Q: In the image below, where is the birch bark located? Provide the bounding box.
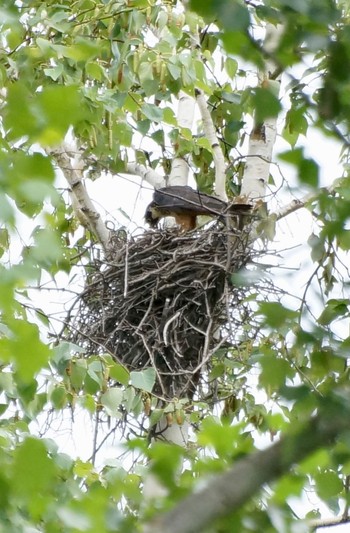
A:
[48,141,111,251]
[142,90,196,502]
[240,24,283,202]
[196,89,228,200]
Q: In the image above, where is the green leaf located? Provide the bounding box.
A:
[0,228,9,254]
[130,368,156,393]
[299,158,319,187]
[12,437,56,498]
[17,378,38,405]
[108,363,130,386]
[63,38,100,62]
[114,121,133,146]
[315,471,343,500]
[337,229,350,250]
[190,0,249,31]
[100,388,123,417]
[163,107,177,125]
[272,474,306,504]
[4,82,38,140]
[252,87,282,122]
[44,64,64,81]
[50,386,68,410]
[149,408,164,427]
[35,85,87,145]
[167,59,181,80]
[141,103,163,122]
[298,449,330,475]
[73,458,95,478]
[4,83,87,145]
[84,374,101,395]
[257,302,298,328]
[225,57,238,79]
[199,418,253,458]
[30,227,64,268]
[52,341,83,371]
[85,62,104,81]
[279,147,303,166]
[279,148,319,188]
[79,394,96,414]
[283,106,308,146]
[149,442,184,488]
[0,194,15,225]
[259,356,292,391]
[11,152,55,185]
[196,137,212,151]
[0,320,50,380]
[138,62,153,84]
[0,371,16,397]
[14,181,56,217]
[70,359,87,390]
[318,299,349,325]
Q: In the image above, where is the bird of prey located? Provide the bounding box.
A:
[145,185,252,232]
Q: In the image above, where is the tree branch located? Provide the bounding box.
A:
[273,194,315,221]
[309,515,350,530]
[143,398,350,533]
[49,141,111,251]
[273,184,337,221]
[196,89,227,200]
[126,162,166,189]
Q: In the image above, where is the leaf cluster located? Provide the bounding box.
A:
[1,0,350,531]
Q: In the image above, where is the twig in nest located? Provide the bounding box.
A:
[163,311,181,347]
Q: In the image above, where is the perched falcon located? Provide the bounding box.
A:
[145,185,251,231]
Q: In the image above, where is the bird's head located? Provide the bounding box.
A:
[144,202,160,228]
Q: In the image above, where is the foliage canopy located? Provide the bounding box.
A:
[1,0,350,531]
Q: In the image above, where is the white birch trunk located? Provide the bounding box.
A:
[142,419,189,504]
[168,90,195,186]
[196,90,227,200]
[143,91,195,501]
[240,24,283,201]
[144,22,284,506]
[48,141,111,251]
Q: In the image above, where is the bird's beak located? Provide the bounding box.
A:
[144,203,159,228]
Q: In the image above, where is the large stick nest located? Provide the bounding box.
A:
[67,223,254,399]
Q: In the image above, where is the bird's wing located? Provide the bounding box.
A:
[153,186,226,216]
[228,203,252,213]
